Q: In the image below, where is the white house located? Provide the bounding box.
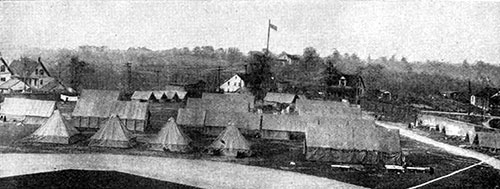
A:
[277,53,300,65]
[219,74,249,93]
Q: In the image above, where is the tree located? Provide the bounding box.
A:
[323,50,342,86]
[301,47,321,72]
[68,56,91,91]
[247,51,275,98]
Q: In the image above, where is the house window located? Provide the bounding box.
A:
[0,77,5,81]
[239,81,242,87]
[234,82,237,86]
[40,79,43,85]
[340,76,347,86]
[35,69,38,75]
[0,65,5,72]
[39,69,44,76]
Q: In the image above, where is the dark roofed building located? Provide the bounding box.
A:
[326,74,365,103]
[471,87,500,111]
[8,57,55,91]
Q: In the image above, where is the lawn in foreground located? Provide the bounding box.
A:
[3,129,500,189]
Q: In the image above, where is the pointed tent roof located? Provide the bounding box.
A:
[28,110,79,144]
[89,115,132,148]
[209,125,250,152]
[150,117,192,151]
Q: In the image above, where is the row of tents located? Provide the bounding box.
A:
[178,94,402,165]
[417,114,500,149]
[23,110,250,156]
[131,88,187,102]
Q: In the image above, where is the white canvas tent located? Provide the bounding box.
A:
[89,115,133,148]
[208,124,251,157]
[0,97,56,124]
[150,117,192,152]
[25,110,79,144]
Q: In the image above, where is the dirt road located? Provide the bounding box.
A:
[0,153,364,189]
[376,121,500,169]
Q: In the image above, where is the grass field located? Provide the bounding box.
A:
[2,127,500,188]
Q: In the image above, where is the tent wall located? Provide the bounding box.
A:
[305,147,402,165]
[81,117,90,128]
[176,108,206,127]
[477,132,500,149]
[205,126,225,136]
[136,120,145,132]
[262,130,290,140]
[24,116,48,125]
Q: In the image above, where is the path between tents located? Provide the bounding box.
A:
[376,121,500,170]
[0,153,365,189]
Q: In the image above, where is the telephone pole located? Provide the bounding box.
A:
[125,62,132,92]
[155,70,160,88]
[217,66,221,92]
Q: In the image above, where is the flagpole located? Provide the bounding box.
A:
[266,19,271,54]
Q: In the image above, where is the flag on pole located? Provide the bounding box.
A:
[269,23,277,31]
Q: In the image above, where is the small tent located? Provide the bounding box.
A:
[26,110,79,144]
[89,115,133,148]
[208,124,251,157]
[150,117,192,152]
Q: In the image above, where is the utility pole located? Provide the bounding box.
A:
[217,66,221,92]
[468,80,472,115]
[125,62,132,92]
[155,70,160,88]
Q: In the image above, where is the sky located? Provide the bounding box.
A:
[1,0,500,63]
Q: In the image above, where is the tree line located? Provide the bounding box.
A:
[14,45,498,103]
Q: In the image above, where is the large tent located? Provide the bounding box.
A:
[305,117,402,165]
[72,89,121,128]
[89,115,133,148]
[72,90,149,132]
[208,124,251,157]
[150,117,191,152]
[110,101,150,132]
[0,97,56,124]
[261,114,307,140]
[25,110,79,144]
